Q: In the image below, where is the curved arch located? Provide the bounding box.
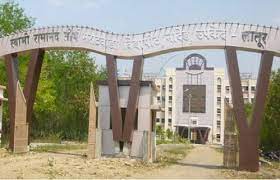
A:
[0,22,280,59]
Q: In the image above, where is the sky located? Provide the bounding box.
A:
[5,0,280,76]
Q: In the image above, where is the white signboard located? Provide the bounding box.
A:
[0,23,280,59]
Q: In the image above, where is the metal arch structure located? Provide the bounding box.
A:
[0,22,279,172]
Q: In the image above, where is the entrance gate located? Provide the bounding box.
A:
[0,22,279,172]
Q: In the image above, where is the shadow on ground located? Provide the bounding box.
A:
[175,162,225,170]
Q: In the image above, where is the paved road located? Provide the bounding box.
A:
[143,144,224,178]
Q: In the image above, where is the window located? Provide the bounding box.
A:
[216,134,221,142]
[217,77,222,84]
[161,118,165,123]
[168,107,172,112]
[217,120,221,128]
[157,96,160,101]
[168,96,172,101]
[217,85,221,93]
[225,98,229,103]
[183,85,206,113]
[217,97,221,105]
[156,118,160,123]
[242,86,249,92]
[251,86,256,92]
[191,120,197,125]
[169,85,173,92]
[217,108,221,114]
[168,118,172,123]
[251,98,255,103]
[162,85,166,90]
[169,77,173,82]
[226,86,230,93]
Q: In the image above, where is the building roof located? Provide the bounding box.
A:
[97,80,159,91]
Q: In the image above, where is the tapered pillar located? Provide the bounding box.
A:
[106,55,123,141]
[88,83,98,158]
[225,47,273,172]
[122,56,144,142]
[14,81,28,153]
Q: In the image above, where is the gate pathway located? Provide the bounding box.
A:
[140,144,225,178]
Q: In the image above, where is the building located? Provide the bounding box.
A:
[153,54,257,145]
[97,80,159,161]
[224,73,257,104]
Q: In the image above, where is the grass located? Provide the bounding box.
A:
[31,143,87,153]
[156,144,193,166]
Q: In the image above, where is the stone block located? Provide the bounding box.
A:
[101,129,115,155]
[131,131,144,158]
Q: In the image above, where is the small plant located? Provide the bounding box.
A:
[166,129,173,139]
[156,126,189,145]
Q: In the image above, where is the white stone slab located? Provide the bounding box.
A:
[131,131,144,158]
[101,129,115,155]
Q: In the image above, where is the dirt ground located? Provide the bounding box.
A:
[137,144,280,179]
[0,143,279,179]
[0,148,159,179]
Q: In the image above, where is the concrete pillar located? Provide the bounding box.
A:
[88,83,101,158]
[13,82,28,153]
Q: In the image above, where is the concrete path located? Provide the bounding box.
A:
[142,144,225,178]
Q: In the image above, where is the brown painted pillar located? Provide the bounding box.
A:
[106,55,123,141]
[4,53,19,150]
[122,56,144,142]
[225,47,274,172]
[24,49,45,143]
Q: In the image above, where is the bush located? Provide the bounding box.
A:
[156,125,189,145]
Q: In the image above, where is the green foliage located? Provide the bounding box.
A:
[166,128,173,139]
[0,2,34,37]
[156,125,189,145]
[0,2,107,143]
[244,103,253,125]
[261,69,280,151]
[156,125,165,140]
[31,50,107,141]
[31,143,87,153]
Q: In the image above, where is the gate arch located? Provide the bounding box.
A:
[1,22,280,59]
[0,22,279,172]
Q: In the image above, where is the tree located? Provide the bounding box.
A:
[0,2,34,37]
[261,69,280,151]
[31,50,107,141]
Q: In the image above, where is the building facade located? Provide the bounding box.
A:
[154,54,257,145]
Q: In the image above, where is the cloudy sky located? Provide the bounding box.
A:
[10,0,280,75]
